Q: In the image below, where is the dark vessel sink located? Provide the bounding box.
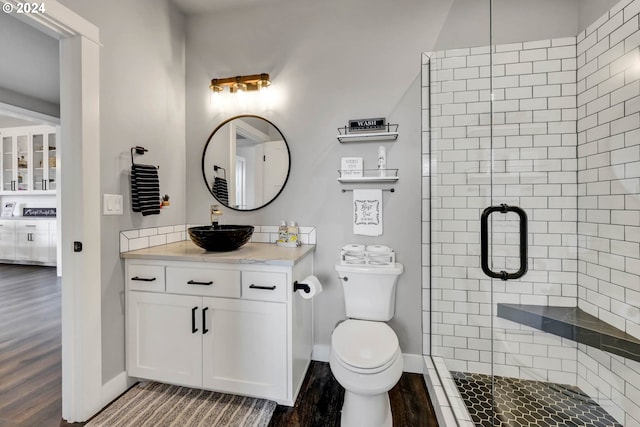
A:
[188,225,254,252]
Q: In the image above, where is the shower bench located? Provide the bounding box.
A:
[497,303,640,363]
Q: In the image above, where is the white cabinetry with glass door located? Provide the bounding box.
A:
[31,128,57,192]
[0,125,57,194]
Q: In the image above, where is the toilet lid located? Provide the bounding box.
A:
[332,319,399,370]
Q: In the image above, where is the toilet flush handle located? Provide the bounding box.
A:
[337,275,348,282]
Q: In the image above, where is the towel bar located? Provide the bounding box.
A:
[341,188,394,193]
[130,146,159,169]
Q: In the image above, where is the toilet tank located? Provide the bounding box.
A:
[335,263,404,321]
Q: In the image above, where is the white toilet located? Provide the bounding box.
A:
[330,262,404,427]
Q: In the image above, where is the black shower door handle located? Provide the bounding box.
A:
[481,204,528,281]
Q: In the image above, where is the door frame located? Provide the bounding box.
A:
[0,0,104,422]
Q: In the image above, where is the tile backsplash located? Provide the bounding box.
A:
[119,224,317,253]
[120,224,186,252]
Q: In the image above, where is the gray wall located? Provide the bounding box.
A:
[184,0,454,356]
[578,0,622,31]
[434,0,618,51]
[58,0,186,383]
[0,12,59,116]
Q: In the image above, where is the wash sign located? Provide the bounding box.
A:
[348,118,385,132]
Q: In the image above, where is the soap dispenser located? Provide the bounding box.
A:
[277,220,288,243]
[287,221,300,247]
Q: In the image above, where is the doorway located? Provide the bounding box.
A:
[0,1,104,422]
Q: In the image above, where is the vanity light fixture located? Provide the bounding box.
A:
[209,73,271,94]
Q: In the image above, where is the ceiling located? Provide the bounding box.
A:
[171,0,273,14]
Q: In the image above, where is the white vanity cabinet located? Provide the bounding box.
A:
[202,296,287,398]
[128,290,203,386]
[124,244,314,406]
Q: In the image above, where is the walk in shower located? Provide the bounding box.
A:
[422,1,640,426]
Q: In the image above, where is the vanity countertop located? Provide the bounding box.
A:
[121,240,315,266]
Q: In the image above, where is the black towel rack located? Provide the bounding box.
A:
[214,165,226,179]
[341,188,394,193]
[130,146,159,169]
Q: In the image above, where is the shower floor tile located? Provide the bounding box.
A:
[452,371,622,427]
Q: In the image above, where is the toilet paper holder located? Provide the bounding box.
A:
[293,281,310,293]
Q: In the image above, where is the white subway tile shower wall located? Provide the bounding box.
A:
[423,1,640,425]
[427,36,579,381]
[119,225,317,252]
[576,2,640,425]
[577,0,640,343]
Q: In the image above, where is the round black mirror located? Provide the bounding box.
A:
[202,115,291,211]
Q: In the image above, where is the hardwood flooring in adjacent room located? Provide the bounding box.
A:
[0,264,62,427]
[269,361,439,427]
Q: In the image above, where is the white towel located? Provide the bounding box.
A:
[353,189,383,236]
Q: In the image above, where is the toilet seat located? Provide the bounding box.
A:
[332,319,400,374]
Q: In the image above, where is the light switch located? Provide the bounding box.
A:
[103,194,123,215]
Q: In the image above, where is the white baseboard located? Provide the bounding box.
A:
[313,344,424,374]
[402,353,424,373]
[312,344,330,362]
[101,371,133,408]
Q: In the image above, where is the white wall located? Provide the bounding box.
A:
[57,0,186,383]
[184,0,454,356]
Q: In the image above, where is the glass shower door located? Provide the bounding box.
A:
[431,1,634,426]
[427,0,497,424]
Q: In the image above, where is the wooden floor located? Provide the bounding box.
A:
[0,264,439,427]
[269,361,439,427]
[0,264,62,427]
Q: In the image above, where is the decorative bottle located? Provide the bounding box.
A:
[377,146,386,177]
[287,221,300,247]
[277,220,288,244]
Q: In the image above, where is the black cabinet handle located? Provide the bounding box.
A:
[202,307,209,334]
[481,204,528,281]
[191,306,198,333]
[249,284,276,291]
[131,276,156,282]
[187,280,213,286]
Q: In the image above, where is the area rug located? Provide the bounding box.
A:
[86,382,277,427]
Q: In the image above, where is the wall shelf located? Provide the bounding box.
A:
[337,169,398,183]
[337,124,399,143]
